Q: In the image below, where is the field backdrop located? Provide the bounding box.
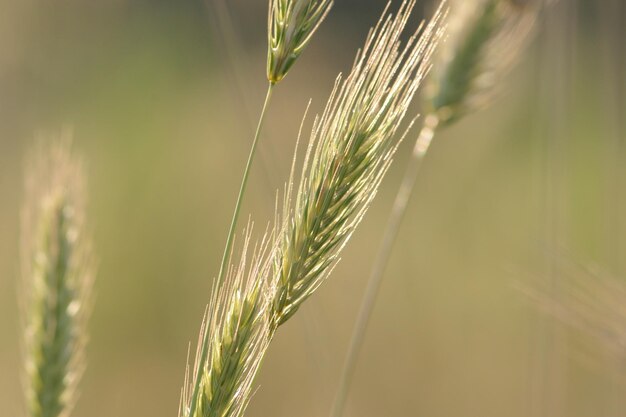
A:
[0,1,624,416]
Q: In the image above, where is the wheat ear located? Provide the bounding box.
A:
[271,0,445,328]
[180,225,275,417]
[268,0,334,84]
[330,2,540,416]
[21,136,94,417]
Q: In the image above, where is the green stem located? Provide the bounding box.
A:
[217,83,274,287]
[329,114,439,417]
[187,83,274,417]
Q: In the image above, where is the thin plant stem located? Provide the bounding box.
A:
[218,84,274,287]
[330,114,439,417]
[187,82,274,417]
[206,0,280,190]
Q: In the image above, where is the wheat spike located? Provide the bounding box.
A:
[268,0,334,84]
[181,226,275,417]
[272,0,445,327]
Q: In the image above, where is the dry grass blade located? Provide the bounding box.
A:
[268,0,334,84]
[180,226,275,417]
[21,135,94,417]
[272,0,446,327]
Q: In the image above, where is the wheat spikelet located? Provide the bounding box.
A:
[267,0,333,84]
[271,0,445,327]
[21,134,94,417]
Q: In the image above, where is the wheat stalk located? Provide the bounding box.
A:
[330,2,540,416]
[180,2,444,416]
[21,135,94,417]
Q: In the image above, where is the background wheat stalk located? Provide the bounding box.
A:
[330,1,540,416]
[180,2,444,416]
[21,135,94,417]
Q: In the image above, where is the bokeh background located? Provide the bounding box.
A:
[0,0,625,416]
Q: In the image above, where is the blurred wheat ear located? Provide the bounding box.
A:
[21,134,94,417]
[427,0,539,125]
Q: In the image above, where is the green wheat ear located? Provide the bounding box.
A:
[180,225,276,417]
[21,135,94,417]
[271,0,445,327]
[267,0,333,84]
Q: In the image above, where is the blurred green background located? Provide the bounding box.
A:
[0,0,624,416]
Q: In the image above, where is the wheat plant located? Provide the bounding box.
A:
[21,136,94,417]
[215,0,333,307]
[184,2,332,416]
[180,2,444,416]
[330,1,540,416]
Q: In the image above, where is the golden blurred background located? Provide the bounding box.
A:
[0,0,624,416]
